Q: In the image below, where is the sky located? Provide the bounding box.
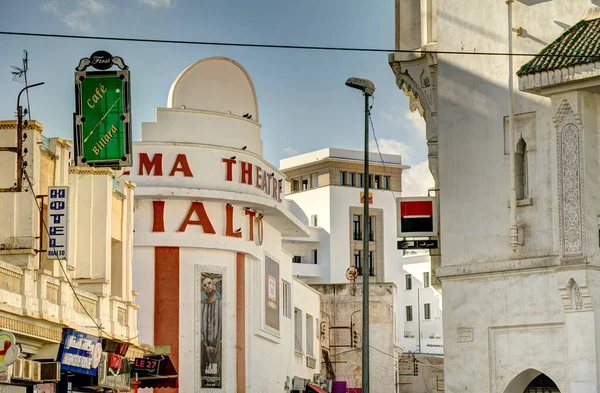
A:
[0,0,433,195]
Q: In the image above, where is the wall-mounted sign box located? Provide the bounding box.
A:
[74,51,132,168]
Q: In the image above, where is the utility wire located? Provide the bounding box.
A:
[368,96,400,203]
[22,169,139,342]
[0,30,598,59]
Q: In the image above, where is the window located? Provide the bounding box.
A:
[383,176,390,190]
[339,171,346,185]
[293,256,302,264]
[516,138,528,200]
[353,215,362,240]
[283,281,291,318]
[353,250,362,273]
[348,172,355,186]
[292,179,300,192]
[374,175,381,189]
[368,216,374,241]
[423,272,430,288]
[294,308,303,352]
[369,174,373,188]
[424,303,431,320]
[405,274,412,290]
[406,306,413,322]
[311,214,318,226]
[311,173,319,188]
[312,249,318,264]
[306,314,314,356]
[368,251,375,276]
[357,173,363,188]
[302,178,309,190]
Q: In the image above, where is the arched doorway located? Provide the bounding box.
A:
[502,369,561,393]
[523,374,560,393]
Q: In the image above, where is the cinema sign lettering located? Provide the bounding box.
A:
[129,152,283,203]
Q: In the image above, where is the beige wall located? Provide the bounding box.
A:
[315,283,399,391]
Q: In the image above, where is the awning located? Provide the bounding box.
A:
[131,355,178,389]
[307,383,328,393]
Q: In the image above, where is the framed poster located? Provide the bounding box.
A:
[199,271,223,389]
[265,256,280,331]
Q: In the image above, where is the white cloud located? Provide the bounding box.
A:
[42,0,110,33]
[402,160,435,197]
[138,0,173,8]
[369,138,413,162]
[379,105,426,141]
[281,147,299,158]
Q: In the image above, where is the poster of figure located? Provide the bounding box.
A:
[265,256,280,330]
[200,272,223,388]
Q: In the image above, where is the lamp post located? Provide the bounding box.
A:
[345,77,375,393]
[16,82,44,192]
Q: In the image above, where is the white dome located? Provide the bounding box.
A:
[167,57,259,121]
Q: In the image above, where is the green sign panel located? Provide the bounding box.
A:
[74,69,132,167]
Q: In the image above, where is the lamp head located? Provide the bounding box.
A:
[345,77,375,96]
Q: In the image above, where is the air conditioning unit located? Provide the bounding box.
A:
[320,379,332,391]
[12,358,24,379]
[39,362,60,382]
[32,361,41,382]
[292,377,308,391]
[23,359,33,380]
[313,374,323,384]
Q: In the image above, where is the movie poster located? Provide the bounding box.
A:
[200,272,223,388]
[265,256,280,330]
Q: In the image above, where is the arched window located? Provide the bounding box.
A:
[516,137,528,200]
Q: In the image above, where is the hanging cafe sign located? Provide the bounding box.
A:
[74,50,132,168]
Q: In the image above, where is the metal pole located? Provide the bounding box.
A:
[362,92,370,393]
[417,288,421,353]
[16,82,44,192]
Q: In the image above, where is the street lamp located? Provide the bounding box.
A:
[345,77,375,393]
[16,82,44,192]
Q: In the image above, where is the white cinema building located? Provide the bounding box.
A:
[128,57,322,393]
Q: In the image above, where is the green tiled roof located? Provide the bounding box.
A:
[517,18,600,76]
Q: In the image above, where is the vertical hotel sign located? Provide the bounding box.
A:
[47,186,69,260]
[74,51,132,167]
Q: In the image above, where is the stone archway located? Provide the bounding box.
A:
[503,369,561,393]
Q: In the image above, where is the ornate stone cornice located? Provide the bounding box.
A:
[69,167,114,176]
[0,120,44,132]
[0,315,62,342]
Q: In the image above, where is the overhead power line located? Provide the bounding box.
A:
[0,30,597,59]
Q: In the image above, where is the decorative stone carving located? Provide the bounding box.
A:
[0,316,62,342]
[559,277,593,312]
[553,99,586,258]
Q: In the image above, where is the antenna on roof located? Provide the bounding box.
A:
[10,50,32,120]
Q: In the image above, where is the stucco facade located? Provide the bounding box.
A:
[128,57,321,393]
[390,1,600,392]
[0,120,143,392]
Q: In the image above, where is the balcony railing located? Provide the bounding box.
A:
[0,267,22,294]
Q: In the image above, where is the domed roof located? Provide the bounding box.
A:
[167,57,259,121]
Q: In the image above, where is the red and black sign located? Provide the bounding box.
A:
[397,197,437,237]
[132,358,160,376]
